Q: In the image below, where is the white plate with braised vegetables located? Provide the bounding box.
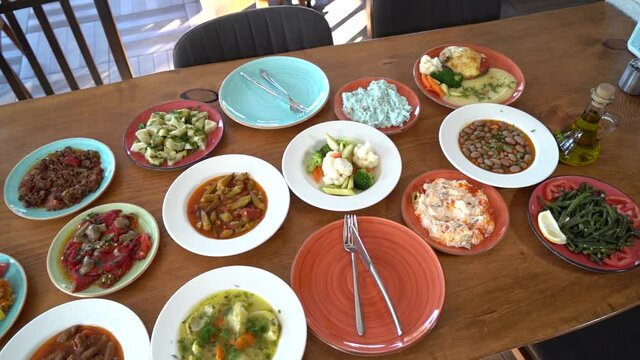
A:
[439,103,558,188]
[151,266,306,360]
[282,121,402,211]
[162,154,290,256]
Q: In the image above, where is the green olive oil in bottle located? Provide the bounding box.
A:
[555,83,615,166]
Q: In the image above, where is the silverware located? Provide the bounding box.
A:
[259,68,309,112]
[349,216,403,336]
[239,72,306,113]
[343,214,364,336]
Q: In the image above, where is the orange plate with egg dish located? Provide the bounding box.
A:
[401,169,509,255]
[413,44,525,109]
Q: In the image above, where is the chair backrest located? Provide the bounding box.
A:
[173,6,333,69]
[366,0,501,38]
[0,0,131,101]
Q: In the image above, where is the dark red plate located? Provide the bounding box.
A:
[334,77,420,135]
[527,175,640,273]
[412,43,525,109]
[123,100,224,171]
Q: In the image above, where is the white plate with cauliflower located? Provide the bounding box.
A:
[123,100,224,170]
[282,121,402,211]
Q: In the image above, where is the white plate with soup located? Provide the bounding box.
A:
[281,121,402,211]
[0,299,150,359]
[151,266,307,360]
[162,154,290,257]
[439,104,558,188]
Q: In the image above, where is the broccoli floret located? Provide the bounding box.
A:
[305,151,324,173]
[319,144,332,157]
[431,68,463,88]
[354,169,375,190]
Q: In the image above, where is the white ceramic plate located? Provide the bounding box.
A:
[151,266,307,359]
[282,121,402,211]
[162,154,290,256]
[439,104,558,188]
[46,203,160,298]
[0,299,150,359]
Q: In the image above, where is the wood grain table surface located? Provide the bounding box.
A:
[1,2,639,359]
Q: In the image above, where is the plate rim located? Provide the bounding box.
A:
[150,265,307,360]
[401,169,510,255]
[527,175,640,273]
[333,76,421,135]
[281,120,402,212]
[45,202,160,297]
[0,253,28,341]
[122,99,225,171]
[412,43,526,109]
[218,55,330,129]
[3,137,116,221]
[438,103,559,188]
[162,154,290,256]
[0,298,150,359]
[290,216,446,355]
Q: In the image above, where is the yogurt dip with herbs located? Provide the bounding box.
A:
[342,80,413,128]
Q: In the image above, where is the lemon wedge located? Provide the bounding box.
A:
[538,210,567,245]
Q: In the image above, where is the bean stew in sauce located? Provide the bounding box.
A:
[459,120,535,174]
[187,173,267,239]
[29,325,124,360]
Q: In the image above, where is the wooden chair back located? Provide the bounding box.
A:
[0,0,132,101]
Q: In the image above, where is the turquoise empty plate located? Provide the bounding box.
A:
[3,138,116,220]
[0,253,27,340]
[219,56,330,129]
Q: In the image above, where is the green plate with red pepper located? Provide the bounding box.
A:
[46,203,160,297]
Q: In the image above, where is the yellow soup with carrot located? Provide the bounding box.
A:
[178,290,281,360]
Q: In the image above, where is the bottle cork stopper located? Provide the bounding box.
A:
[596,83,615,101]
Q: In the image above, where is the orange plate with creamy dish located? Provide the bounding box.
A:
[401,169,509,255]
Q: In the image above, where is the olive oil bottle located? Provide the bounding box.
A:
[555,83,616,166]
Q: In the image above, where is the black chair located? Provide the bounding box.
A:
[523,305,640,360]
[173,6,333,69]
[365,0,501,38]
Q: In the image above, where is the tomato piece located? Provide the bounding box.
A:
[543,179,579,200]
[64,154,81,167]
[603,247,637,267]
[132,233,152,260]
[606,195,640,229]
[0,263,9,278]
[479,57,490,74]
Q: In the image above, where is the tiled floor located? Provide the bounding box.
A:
[1,0,602,105]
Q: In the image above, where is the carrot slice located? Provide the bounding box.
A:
[216,344,224,360]
[426,75,445,97]
[214,317,225,328]
[235,332,256,350]
[312,166,323,183]
[421,74,433,90]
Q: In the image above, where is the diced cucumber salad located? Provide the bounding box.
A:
[130,108,218,166]
[305,134,379,196]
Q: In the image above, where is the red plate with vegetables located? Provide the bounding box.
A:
[528,176,640,272]
[413,44,525,109]
[47,203,160,297]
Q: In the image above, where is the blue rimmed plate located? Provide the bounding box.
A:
[3,138,116,220]
[0,253,27,340]
[219,56,330,129]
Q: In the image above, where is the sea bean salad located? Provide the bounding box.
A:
[458,120,534,174]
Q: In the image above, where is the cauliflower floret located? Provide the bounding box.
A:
[352,142,379,169]
[322,151,353,186]
[419,55,443,75]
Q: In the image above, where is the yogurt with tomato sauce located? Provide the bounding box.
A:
[412,178,495,248]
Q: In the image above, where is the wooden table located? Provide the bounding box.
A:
[1,3,639,359]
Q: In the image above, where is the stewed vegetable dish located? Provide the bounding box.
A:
[179,290,281,360]
[61,210,152,292]
[187,173,267,239]
[29,325,123,360]
[459,120,535,174]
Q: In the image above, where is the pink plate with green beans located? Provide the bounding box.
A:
[439,103,558,188]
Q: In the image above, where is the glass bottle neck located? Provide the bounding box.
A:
[581,92,610,123]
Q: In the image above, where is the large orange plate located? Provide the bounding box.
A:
[401,169,509,255]
[412,43,525,109]
[291,217,445,355]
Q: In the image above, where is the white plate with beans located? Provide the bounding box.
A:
[439,103,558,188]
